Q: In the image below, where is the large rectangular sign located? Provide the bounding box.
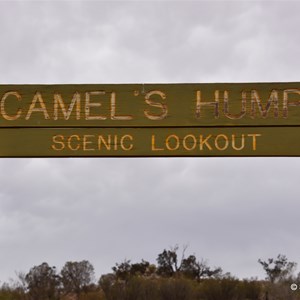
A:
[1,83,300,157]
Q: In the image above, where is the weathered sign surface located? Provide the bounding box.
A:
[1,82,300,157]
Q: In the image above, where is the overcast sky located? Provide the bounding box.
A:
[0,0,300,284]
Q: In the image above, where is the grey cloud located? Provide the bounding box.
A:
[1,1,299,83]
[1,157,299,281]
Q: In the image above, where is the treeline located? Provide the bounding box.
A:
[1,246,300,300]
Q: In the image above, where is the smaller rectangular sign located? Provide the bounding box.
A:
[0,127,298,157]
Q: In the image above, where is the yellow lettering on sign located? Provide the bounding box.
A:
[26,92,50,120]
[247,133,261,150]
[85,91,107,120]
[165,135,180,151]
[151,135,164,151]
[151,133,261,152]
[214,134,229,151]
[250,89,279,118]
[144,90,168,120]
[120,135,133,151]
[54,92,81,120]
[68,135,81,151]
[0,91,22,120]
[232,134,245,151]
[223,90,247,120]
[199,134,213,151]
[51,135,65,151]
[195,90,219,119]
[111,92,133,120]
[98,135,112,150]
[1,86,300,123]
[182,134,197,151]
[282,89,300,118]
[83,135,95,151]
[51,134,134,152]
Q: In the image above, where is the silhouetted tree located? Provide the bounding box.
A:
[156,245,182,277]
[258,254,297,283]
[25,262,60,300]
[130,260,151,276]
[111,259,153,282]
[112,259,131,281]
[156,245,222,280]
[60,260,95,296]
[99,273,116,299]
[181,256,222,281]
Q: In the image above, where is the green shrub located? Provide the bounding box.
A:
[159,278,195,300]
[199,278,239,300]
[236,279,261,300]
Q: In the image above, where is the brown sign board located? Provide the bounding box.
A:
[0,82,300,157]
